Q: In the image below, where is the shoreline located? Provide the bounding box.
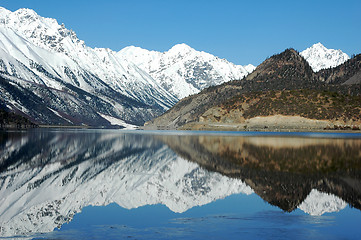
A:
[1,124,360,134]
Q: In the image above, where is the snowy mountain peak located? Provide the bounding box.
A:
[120,45,150,54]
[312,42,326,49]
[14,8,39,18]
[168,43,194,55]
[118,43,255,99]
[0,6,11,15]
[0,7,83,54]
[118,45,159,61]
[300,42,350,72]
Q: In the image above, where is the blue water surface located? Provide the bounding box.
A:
[35,193,361,240]
[1,129,360,240]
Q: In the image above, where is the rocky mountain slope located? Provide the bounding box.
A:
[145,49,361,130]
[198,89,361,131]
[118,44,255,99]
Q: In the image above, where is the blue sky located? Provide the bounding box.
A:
[1,0,360,65]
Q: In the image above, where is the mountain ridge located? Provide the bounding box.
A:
[0,7,256,126]
[0,7,355,127]
[0,8,178,126]
[145,49,361,130]
[117,43,255,99]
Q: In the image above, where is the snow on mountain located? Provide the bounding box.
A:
[118,43,256,99]
[0,131,252,237]
[0,7,177,126]
[0,7,350,126]
[298,189,347,216]
[300,42,350,72]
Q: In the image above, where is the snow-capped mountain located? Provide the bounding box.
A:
[0,7,256,125]
[0,7,177,126]
[118,44,255,99]
[0,7,353,126]
[300,42,350,72]
[0,130,253,237]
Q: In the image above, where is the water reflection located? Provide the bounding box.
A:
[0,130,360,238]
[158,134,361,212]
[0,130,250,237]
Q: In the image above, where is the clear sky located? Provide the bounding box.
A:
[1,0,360,66]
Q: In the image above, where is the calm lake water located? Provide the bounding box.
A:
[0,129,361,240]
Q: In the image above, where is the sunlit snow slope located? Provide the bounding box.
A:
[118,44,255,99]
[0,7,177,126]
[300,42,350,72]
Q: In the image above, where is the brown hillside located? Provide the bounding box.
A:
[145,48,361,130]
[200,89,361,125]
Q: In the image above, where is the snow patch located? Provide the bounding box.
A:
[99,113,138,129]
[48,107,73,124]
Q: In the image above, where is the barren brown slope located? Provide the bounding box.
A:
[197,89,361,129]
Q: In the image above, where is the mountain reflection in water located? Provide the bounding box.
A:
[158,134,361,212]
[0,129,360,238]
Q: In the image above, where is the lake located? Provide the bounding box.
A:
[0,129,361,239]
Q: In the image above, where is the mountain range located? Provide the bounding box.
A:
[118,44,255,99]
[0,7,354,127]
[145,48,361,130]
